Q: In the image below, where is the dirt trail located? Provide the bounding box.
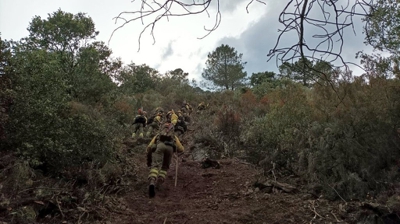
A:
[110,153,358,224]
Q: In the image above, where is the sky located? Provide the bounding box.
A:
[0,0,372,82]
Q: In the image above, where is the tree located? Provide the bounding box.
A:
[0,37,15,143]
[6,10,117,172]
[364,0,400,55]
[166,68,189,84]
[250,71,283,98]
[202,44,247,90]
[20,9,118,103]
[250,71,278,87]
[117,63,158,95]
[359,0,400,78]
[27,9,98,75]
[279,58,315,87]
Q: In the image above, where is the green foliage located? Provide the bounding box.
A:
[7,51,116,171]
[250,71,289,99]
[5,10,121,174]
[243,73,400,200]
[72,41,117,103]
[27,9,97,52]
[165,68,189,83]
[364,0,400,54]
[279,58,334,87]
[250,71,277,86]
[117,63,158,95]
[359,0,400,78]
[0,37,15,143]
[202,44,247,90]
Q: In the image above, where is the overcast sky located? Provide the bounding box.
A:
[1,0,372,81]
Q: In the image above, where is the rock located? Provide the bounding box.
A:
[201,158,221,169]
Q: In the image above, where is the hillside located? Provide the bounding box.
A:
[100,135,398,224]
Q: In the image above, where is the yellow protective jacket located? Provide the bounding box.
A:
[170,113,178,126]
[154,115,162,123]
[146,135,184,153]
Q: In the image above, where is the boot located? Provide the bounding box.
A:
[149,177,156,198]
[145,131,151,137]
[155,177,165,190]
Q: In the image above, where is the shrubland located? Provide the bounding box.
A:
[1,8,400,223]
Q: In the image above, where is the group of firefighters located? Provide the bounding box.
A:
[131,101,208,198]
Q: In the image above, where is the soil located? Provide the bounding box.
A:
[102,152,373,224]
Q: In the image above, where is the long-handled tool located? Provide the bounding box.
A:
[174,152,178,187]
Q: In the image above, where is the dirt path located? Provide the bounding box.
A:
[109,154,358,224]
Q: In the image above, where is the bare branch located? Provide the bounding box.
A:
[109,0,266,51]
[268,0,373,72]
[110,0,373,76]
[109,0,217,51]
[246,0,266,13]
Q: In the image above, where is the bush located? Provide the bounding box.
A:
[11,111,116,173]
[243,78,400,200]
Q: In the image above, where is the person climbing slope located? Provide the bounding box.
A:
[146,122,184,198]
[132,108,147,139]
[145,108,164,137]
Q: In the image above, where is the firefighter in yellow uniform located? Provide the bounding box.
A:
[146,122,184,198]
[145,110,164,137]
[166,110,179,126]
[132,108,147,139]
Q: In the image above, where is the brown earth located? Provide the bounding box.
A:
[103,151,379,224]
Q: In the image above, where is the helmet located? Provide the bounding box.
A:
[155,107,164,113]
[138,108,147,115]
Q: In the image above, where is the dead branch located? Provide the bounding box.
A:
[109,0,266,51]
[328,184,347,203]
[183,179,194,188]
[309,200,323,223]
[330,211,342,222]
[267,0,373,70]
[55,197,65,218]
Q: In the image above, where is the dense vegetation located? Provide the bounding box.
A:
[1,6,400,223]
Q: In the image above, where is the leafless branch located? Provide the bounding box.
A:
[110,0,374,78]
[109,0,266,51]
[268,0,373,71]
[109,0,213,51]
[246,0,266,13]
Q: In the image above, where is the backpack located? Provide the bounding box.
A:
[158,123,175,143]
[147,115,155,125]
[133,115,147,126]
[176,117,187,132]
